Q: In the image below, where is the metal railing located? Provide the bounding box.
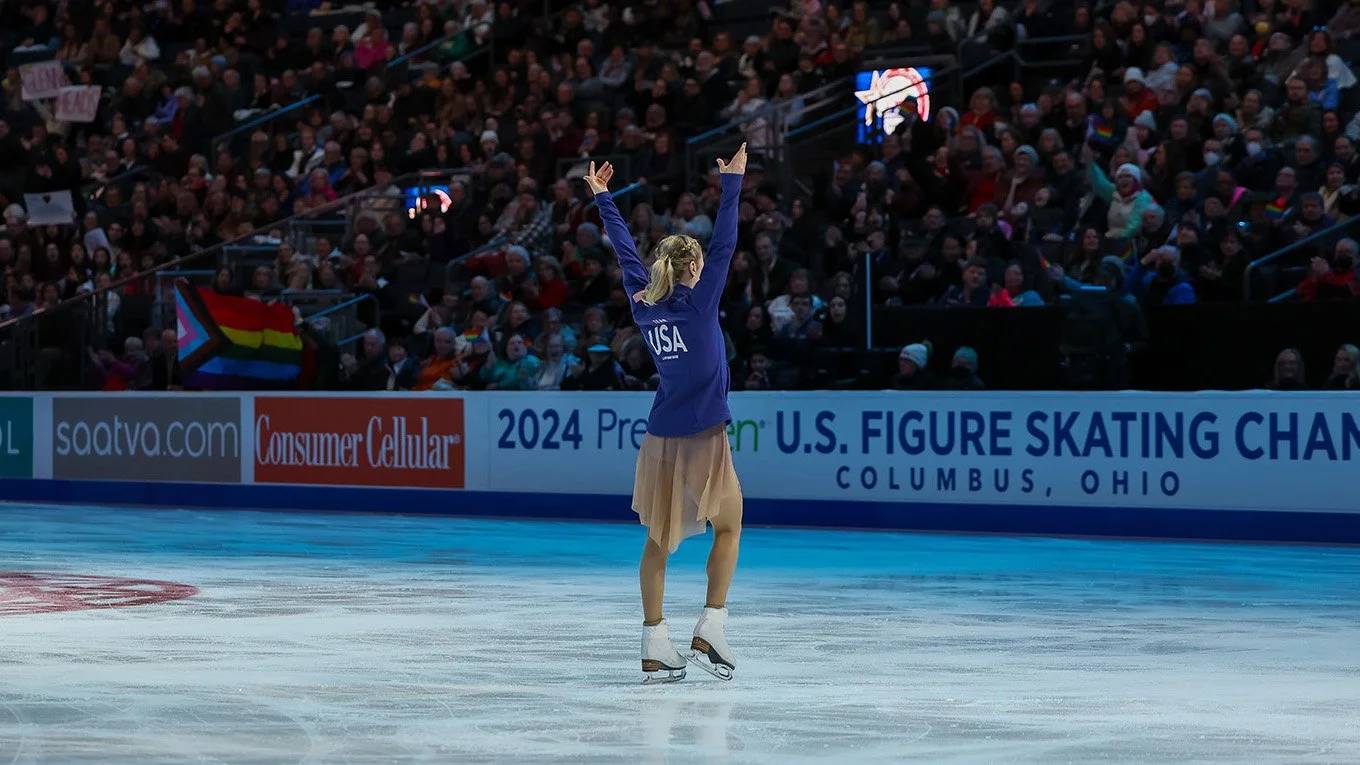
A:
[684,77,847,186]
[584,181,644,212]
[82,164,151,198]
[1243,216,1360,301]
[439,181,646,294]
[300,292,378,350]
[211,95,321,158]
[150,270,216,330]
[958,33,1088,84]
[443,234,510,289]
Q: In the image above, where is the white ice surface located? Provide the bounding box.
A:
[1,503,1359,763]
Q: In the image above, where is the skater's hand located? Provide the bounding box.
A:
[717,142,747,175]
[583,161,614,195]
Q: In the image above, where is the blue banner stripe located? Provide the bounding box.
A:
[197,357,300,380]
[3,480,1359,546]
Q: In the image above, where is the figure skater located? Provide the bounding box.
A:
[584,144,747,683]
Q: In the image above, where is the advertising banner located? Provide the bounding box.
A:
[51,397,241,482]
[254,397,464,488]
[0,397,33,478]
[479,392,1360,514]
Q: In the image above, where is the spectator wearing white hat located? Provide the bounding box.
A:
[479,130,500,160]
[892,342,933,390]
[1086,148,1158,240]
[1121,67,1159,121]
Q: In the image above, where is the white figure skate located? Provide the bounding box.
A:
[641,620,688,684]
[690,606,736,681]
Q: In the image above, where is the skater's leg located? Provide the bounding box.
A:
[704,503,743,609]
[640,537,668,624]
[691,510,741,679]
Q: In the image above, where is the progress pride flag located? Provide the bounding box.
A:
[254,397,465,488]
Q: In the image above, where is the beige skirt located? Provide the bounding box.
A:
[632,423,743,553]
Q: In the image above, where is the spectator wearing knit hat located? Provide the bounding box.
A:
[996,145,1046,215]
[1087,152,1158,241]
[1121,68,1161,121]
[892,342,933,391]
[938,346,985,391]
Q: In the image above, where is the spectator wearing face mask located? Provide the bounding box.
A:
[938,346,985,390]
[1297,238,1360,301]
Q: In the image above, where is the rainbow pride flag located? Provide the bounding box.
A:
[175,279,302,389]
[1265,196,1290,221]
[1087,115,1117,146]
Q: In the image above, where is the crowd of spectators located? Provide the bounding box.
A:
[1,0,1358,393]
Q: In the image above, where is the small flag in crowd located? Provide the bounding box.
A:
[175,279,302,389]
[1265,196,1290,221]
[1086,114,1117,146]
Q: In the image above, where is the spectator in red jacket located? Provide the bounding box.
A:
[1297,239,1360,301]
[960,87,999,135]
[1120,68,1161,121]
[526,255,570,311]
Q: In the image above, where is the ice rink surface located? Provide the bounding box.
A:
[1,502,1359,763]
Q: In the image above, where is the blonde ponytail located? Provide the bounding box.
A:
[639,235,702,305]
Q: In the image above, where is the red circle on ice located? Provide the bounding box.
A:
[0,572,198,615]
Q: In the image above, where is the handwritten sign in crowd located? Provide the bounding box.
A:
[54,86,100,123]
[23,191,76,226]
[19,61,68,101]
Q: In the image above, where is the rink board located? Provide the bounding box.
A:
[2,391,1358,544]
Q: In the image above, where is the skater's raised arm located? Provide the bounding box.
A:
[694,143,746,312]
[585,161,648,299]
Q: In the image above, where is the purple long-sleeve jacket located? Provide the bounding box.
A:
[594,173,742,437]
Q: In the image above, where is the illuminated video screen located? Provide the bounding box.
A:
[404,185,452,219]
[855,67,933,144]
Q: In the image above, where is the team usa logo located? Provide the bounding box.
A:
[644,320,688,360]
[854,67,931,140]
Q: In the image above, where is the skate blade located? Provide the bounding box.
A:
[688,651,734,681]
[690,637,734,681]
[642,668,686,685]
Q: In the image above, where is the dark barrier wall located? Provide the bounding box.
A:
[874,302,1360,390]
[1137,302,1360,391]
